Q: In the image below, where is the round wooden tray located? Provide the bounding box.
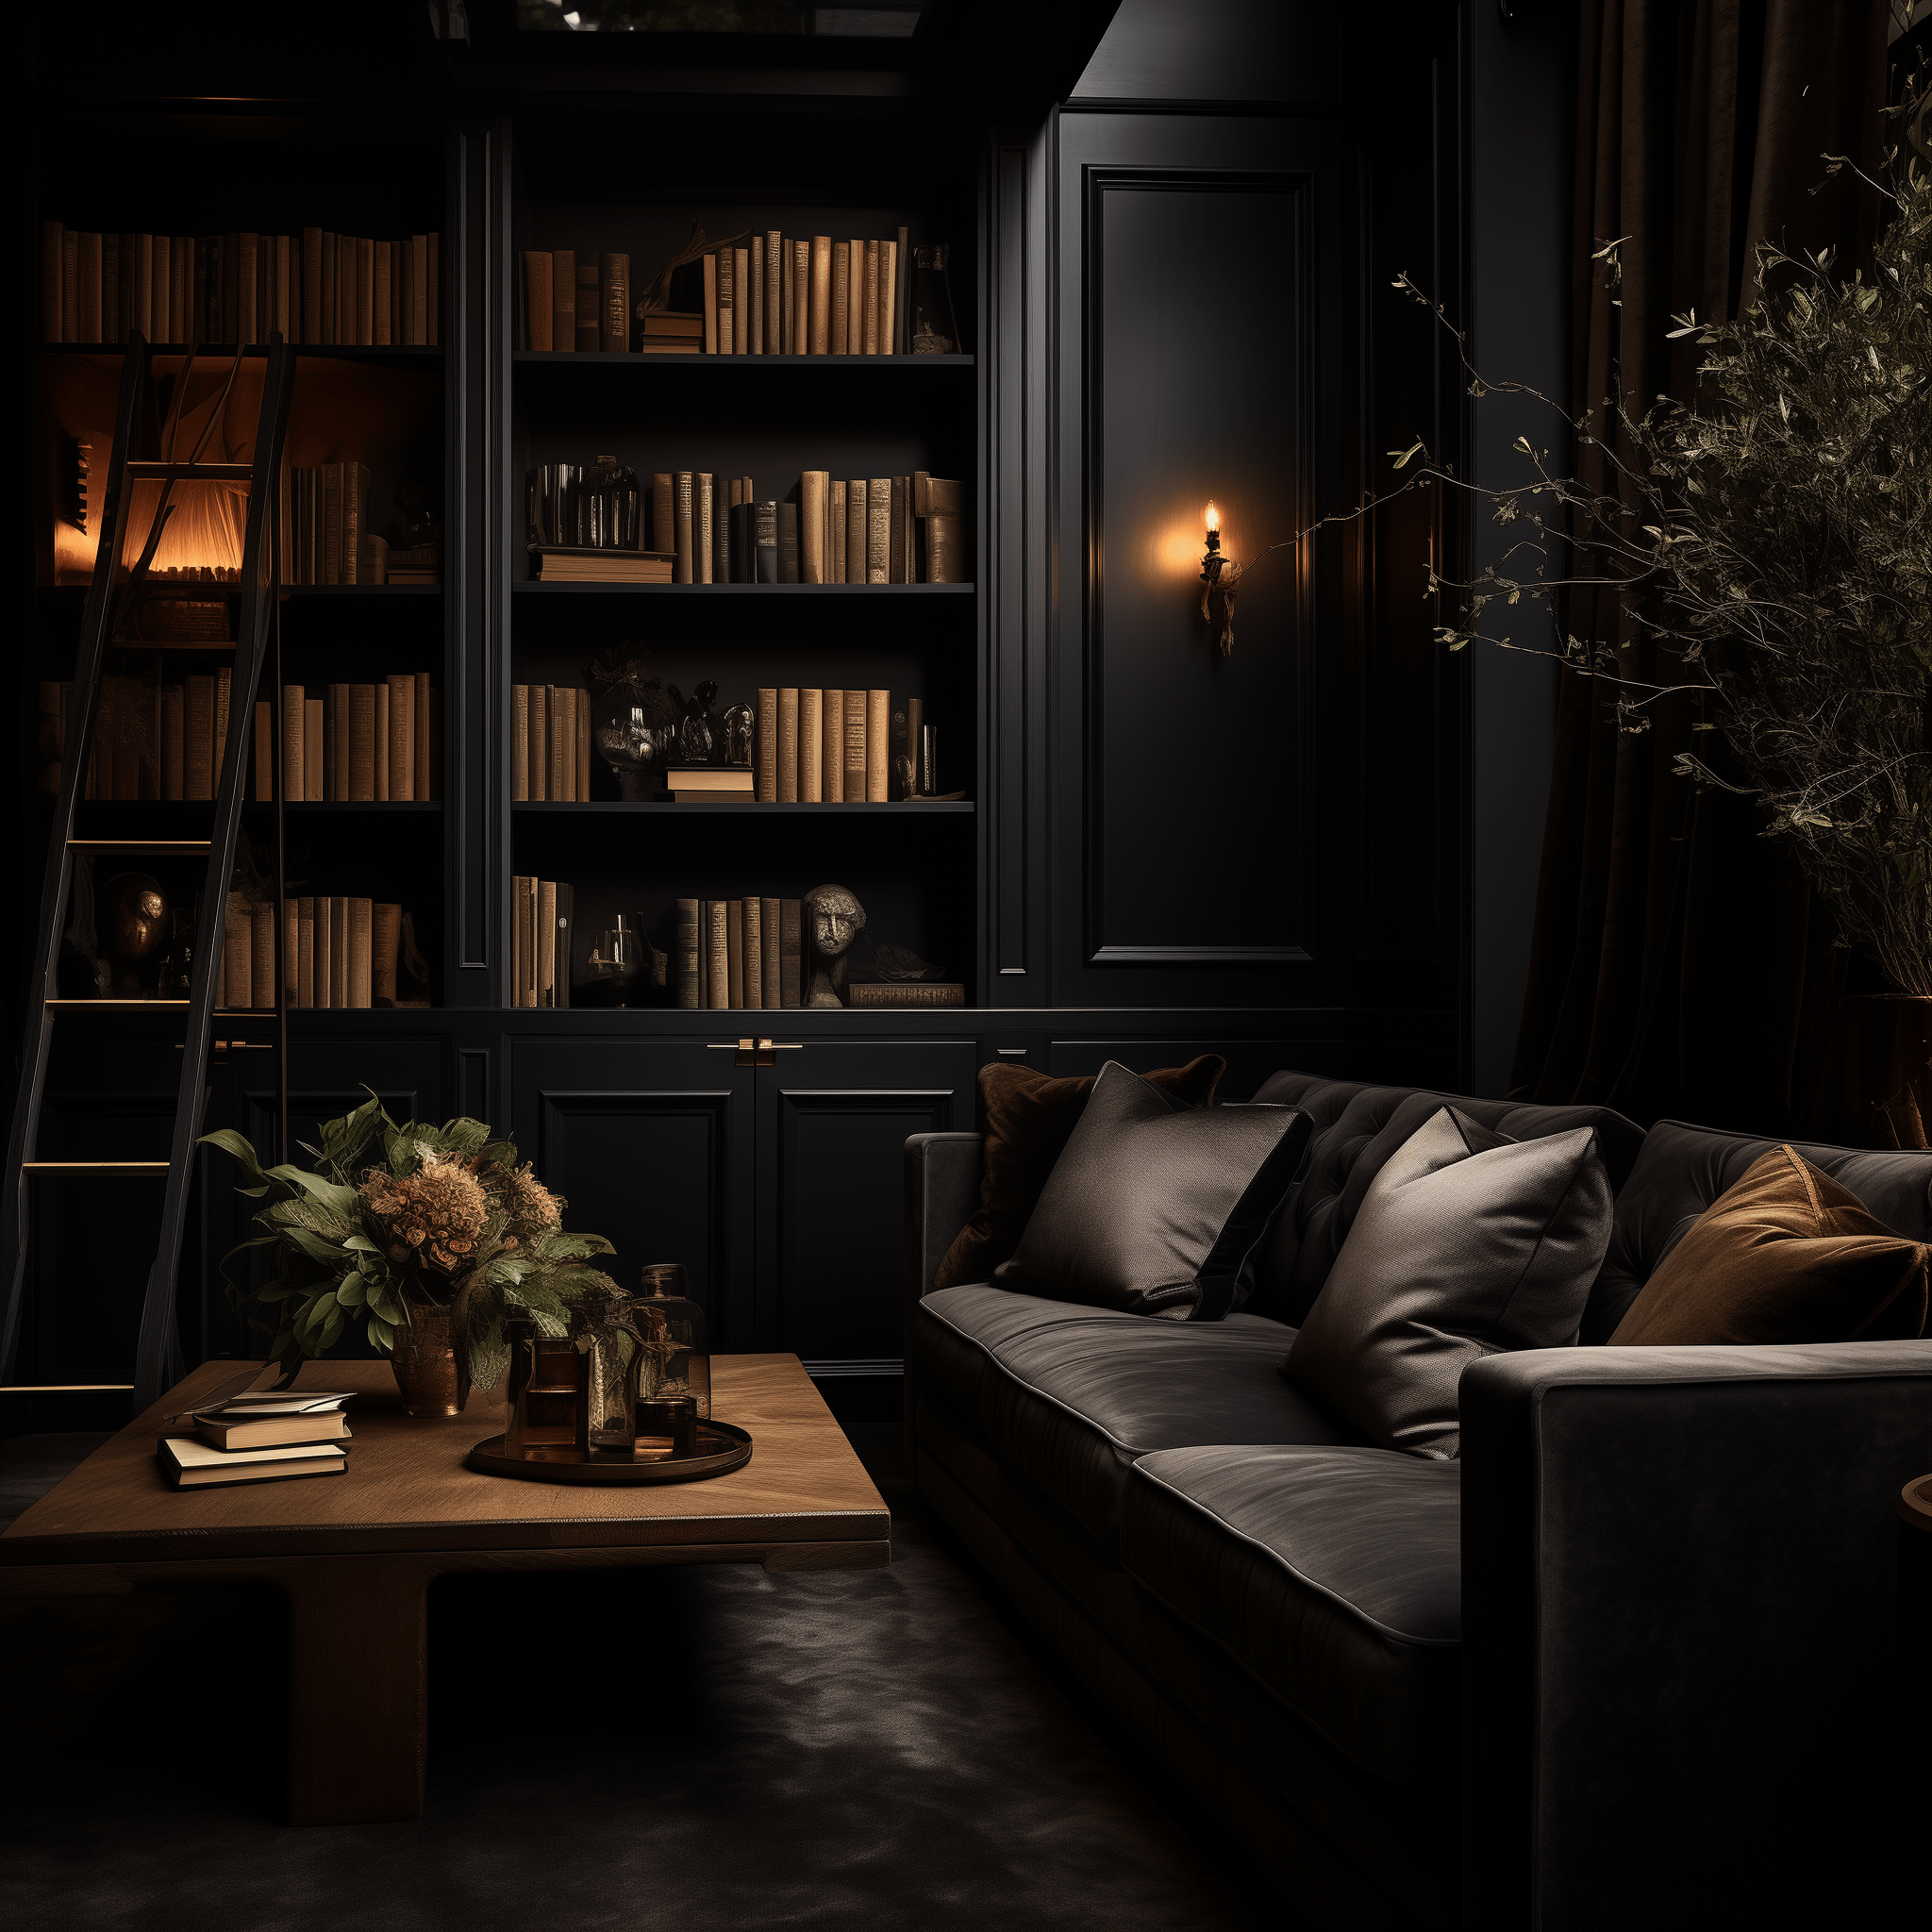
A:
[466,1421,753,1485]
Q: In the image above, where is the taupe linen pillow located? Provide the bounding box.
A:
[1287,1106,1612,1457]
[994,1060,1309,1321]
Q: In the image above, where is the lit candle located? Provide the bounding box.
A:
[1201,501,1224,583]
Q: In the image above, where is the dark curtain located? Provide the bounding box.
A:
[1507,0,1890,1134]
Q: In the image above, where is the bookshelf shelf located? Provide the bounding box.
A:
[511,351,974,369]
[282,585,442,597]
[511,801,972,816]
[511,580,972,597]
[38,344,442,366]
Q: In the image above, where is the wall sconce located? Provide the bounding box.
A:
[1200,500,1239,655]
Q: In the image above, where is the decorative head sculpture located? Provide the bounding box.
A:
[802,883,866,1008]
[96,872,169,994]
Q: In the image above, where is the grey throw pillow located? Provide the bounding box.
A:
[1286,1106,1612,1457]
[995,1060,1310,1321]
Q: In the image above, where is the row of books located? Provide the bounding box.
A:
[510,686,593,803]
[42,674,232,801]
[670,897,964,1008]
[267,678,441,803]
[42,225,441,348]
[221,893,421,1010]
[516,230,911,357]
[158,1386,352,1490]
[755,688,925,803]
[511,877,575,1008]
[527,469,964,584]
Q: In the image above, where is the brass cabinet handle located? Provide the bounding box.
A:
[705,1038,807,1066]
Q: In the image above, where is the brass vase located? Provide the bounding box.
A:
[390,1303,471,1417]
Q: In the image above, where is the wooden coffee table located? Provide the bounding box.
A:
[0,1353,889,1824]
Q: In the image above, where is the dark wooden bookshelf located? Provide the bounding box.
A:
[39,344,441,364]
[510,352,974,369]
[510,801,972,816]
[511,580,971,597]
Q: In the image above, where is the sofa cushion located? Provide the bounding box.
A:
[1123,1443,1461,1784]
[1608,1143,1930,1344]
[935,1055,1226,1291]
[1588,1119,1932,1341]
[994,1062,1310,1320]
[910,1283,1360,1554]
[1243,1079,1644,1328]
[1288,1108,1613,1458]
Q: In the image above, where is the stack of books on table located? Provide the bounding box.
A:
[158,1388,354,1489]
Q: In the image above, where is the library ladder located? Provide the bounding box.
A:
[0,333,295,1414]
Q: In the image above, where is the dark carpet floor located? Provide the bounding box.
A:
[0,1431,1295,1932]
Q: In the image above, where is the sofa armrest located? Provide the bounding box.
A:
[1460,1341,1932,1929]
[903,1132,984,1307]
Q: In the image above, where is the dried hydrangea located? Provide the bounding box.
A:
[360,1153,489,1274]
[475,1156,563,1246]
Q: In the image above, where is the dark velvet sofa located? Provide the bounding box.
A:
[903,1072,1932,1930]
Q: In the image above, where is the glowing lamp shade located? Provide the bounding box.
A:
[1204,501,1220,534]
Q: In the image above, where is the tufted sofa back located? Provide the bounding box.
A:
[1244,1073,1647,1332]
[1584,1118,1932,1340]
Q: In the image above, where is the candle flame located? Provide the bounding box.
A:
[1204,501,1220,533]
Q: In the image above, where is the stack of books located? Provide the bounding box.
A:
[668,766,755,804]
[158,1387,354,1490]
[529,547,674,584]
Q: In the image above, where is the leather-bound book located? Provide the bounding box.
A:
[388,675,415,804]
[828,480,847,582]
[317,897,337,1008]
[880,238,899,356]
[927,513,962,585]
[778,502,799,583]
[800,471,827,583]
[760,897,781,1010]
[800,688,824,802]
[251,901,277,1010]
[576,694,591,801]
[304,697,325,800]
[161,685,185,800]
[703,252,717,354]
[328,684,352,801]
[675,899,700,1008]
[414,233,431,346]
[349,685,375,801]
[717,244,735,356]
[777,688,799,802]
[727,901,745,1008]
[707,900,729,1009]
[697,473,715,584]
[510,878,527,1007]
[528,684,548,803]
[757,688,778,802]
[538,880,558,1008]
[348,898,374,1009]
[848,982,965,1008]
[214,669,232,791]
[252,700,272,802]
[863,240,880,354]
[601,253,629,351]
[223,896,252,1011]
[846,479,868,584]
[844,692,868,803]
[793,240,809,354]
[304,229,324,343]
[889,477,908,583]
[867,690,889,802]
[715,476,731,583]
[549,689,570,808]
[296,898,316,1009]
[373,239,391,345]
[743,896,763,1009]
[374,903,401,1006]
[733,246,750,354]
[184,675,214,802]
[749,235,764,352]
[375,683,391,799]
[575,258,600,351]
[867,477,891,582]
[809,236,831,353]
[895,226,910,352]
[555,886,575,1007]
[523,252,553,350]
[831,242,850,355]
[821,691,844,801]
[675,472,694,583]
[730,500,752,582]
[780,237,793,351]
[653,472,675,555]
[755,501,779,583]
[103,234,119,343]
[283,901,300,1006]
[780,899,803,1008]
[552,249,575,352]
[764,230,782,353]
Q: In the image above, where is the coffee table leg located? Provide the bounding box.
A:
[283,1556,431,1824]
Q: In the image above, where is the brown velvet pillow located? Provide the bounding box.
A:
[932,1056,1225,1290]
[1609,1144,1930,1345]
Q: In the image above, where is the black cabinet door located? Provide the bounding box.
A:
[507,1033,757,1350]
[755,1036,979,1363]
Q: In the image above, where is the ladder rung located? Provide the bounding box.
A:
[46,999,191,1009]
[23,1161,171,1174]
[0,1384,137,1393]
[67,840,213,855]
[124,462,255,481]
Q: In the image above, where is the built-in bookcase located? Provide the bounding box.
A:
[502,108,983,1008]
[28,114,453,1009]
